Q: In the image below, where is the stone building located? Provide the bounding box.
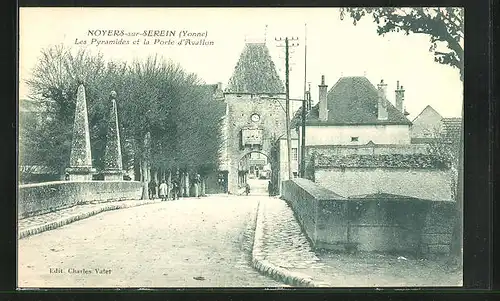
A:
[298,75,411,147]
[410,105,462,144]
[220,92,288,194]
[307,143,453,201]
[294,75,455,202]
[218,42,300,194]
[410,105,443,143]
[274,132,299,192]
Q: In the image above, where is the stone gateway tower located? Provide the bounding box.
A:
[220,42,288,194]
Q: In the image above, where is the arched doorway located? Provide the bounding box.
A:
[238,151,274,196]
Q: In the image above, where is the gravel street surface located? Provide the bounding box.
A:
[18,200,158,235]
[18,196,285,288]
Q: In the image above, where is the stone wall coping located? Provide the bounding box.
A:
[18,180,143,219]
[347,193,454,203]
[315,166,448,170]
[306,144,429,150]
[287,178,346,201]
[19,180,142,189]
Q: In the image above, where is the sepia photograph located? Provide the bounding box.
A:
[18,7,464,288]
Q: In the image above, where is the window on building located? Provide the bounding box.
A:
[351,137,359,142]
[292,148,298,161]
[293,172,298,178]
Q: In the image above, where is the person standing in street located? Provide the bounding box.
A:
[166,174,172,201]
[148,179,157,200]
[268,181,273,197]
[172,177,180,200]
[193,174,201,198]
[159,180,168,202]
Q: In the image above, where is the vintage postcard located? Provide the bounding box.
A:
[18,7,463,288]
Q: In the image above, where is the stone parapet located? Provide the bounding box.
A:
[18,181,142,219]
[281,179,455,256]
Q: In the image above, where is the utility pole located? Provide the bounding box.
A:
[276,36,299,181]
[300,100,306,178]
[300,23,307,178]
[303,23,308,108]
[307,82,312,110]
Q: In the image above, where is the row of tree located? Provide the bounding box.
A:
[20,45,225,198]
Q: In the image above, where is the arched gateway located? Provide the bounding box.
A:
[221,93,287,194]
[218,42,289,194]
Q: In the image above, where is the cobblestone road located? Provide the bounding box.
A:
[18,196,285,288]
[260,198,463,287]
[259,198,325,271]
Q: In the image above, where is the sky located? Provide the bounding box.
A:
[19,7,463,120]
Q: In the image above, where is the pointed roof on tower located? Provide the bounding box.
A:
[226,43,284,94]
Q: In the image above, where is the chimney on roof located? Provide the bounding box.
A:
[395,81,405,113]
[318,75,329,121]
[217,82,223,91]
[377,79,388,121]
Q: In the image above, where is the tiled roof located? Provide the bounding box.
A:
[306,77,411,126]
[290,105,304,130]
[197,84,217,93]
[314,153,450,169]
[441,117,462,144]
[226,43,284,94]
[196,84,220,98]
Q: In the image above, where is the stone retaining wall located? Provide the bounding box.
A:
[281,178,346,247]
[18,181,142,219]
[420,202,455,254]
[282,179,455,256]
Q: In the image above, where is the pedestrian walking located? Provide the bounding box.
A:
[172,177,180,200]
[166,175,172,201]
[159,180,168,202]
[148,179,157,200]
[193,174,201,198]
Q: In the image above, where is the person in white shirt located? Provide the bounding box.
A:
[158,180,168,202]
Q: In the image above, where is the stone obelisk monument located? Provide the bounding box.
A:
[66,83,96,181]
[102,91,124,181]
